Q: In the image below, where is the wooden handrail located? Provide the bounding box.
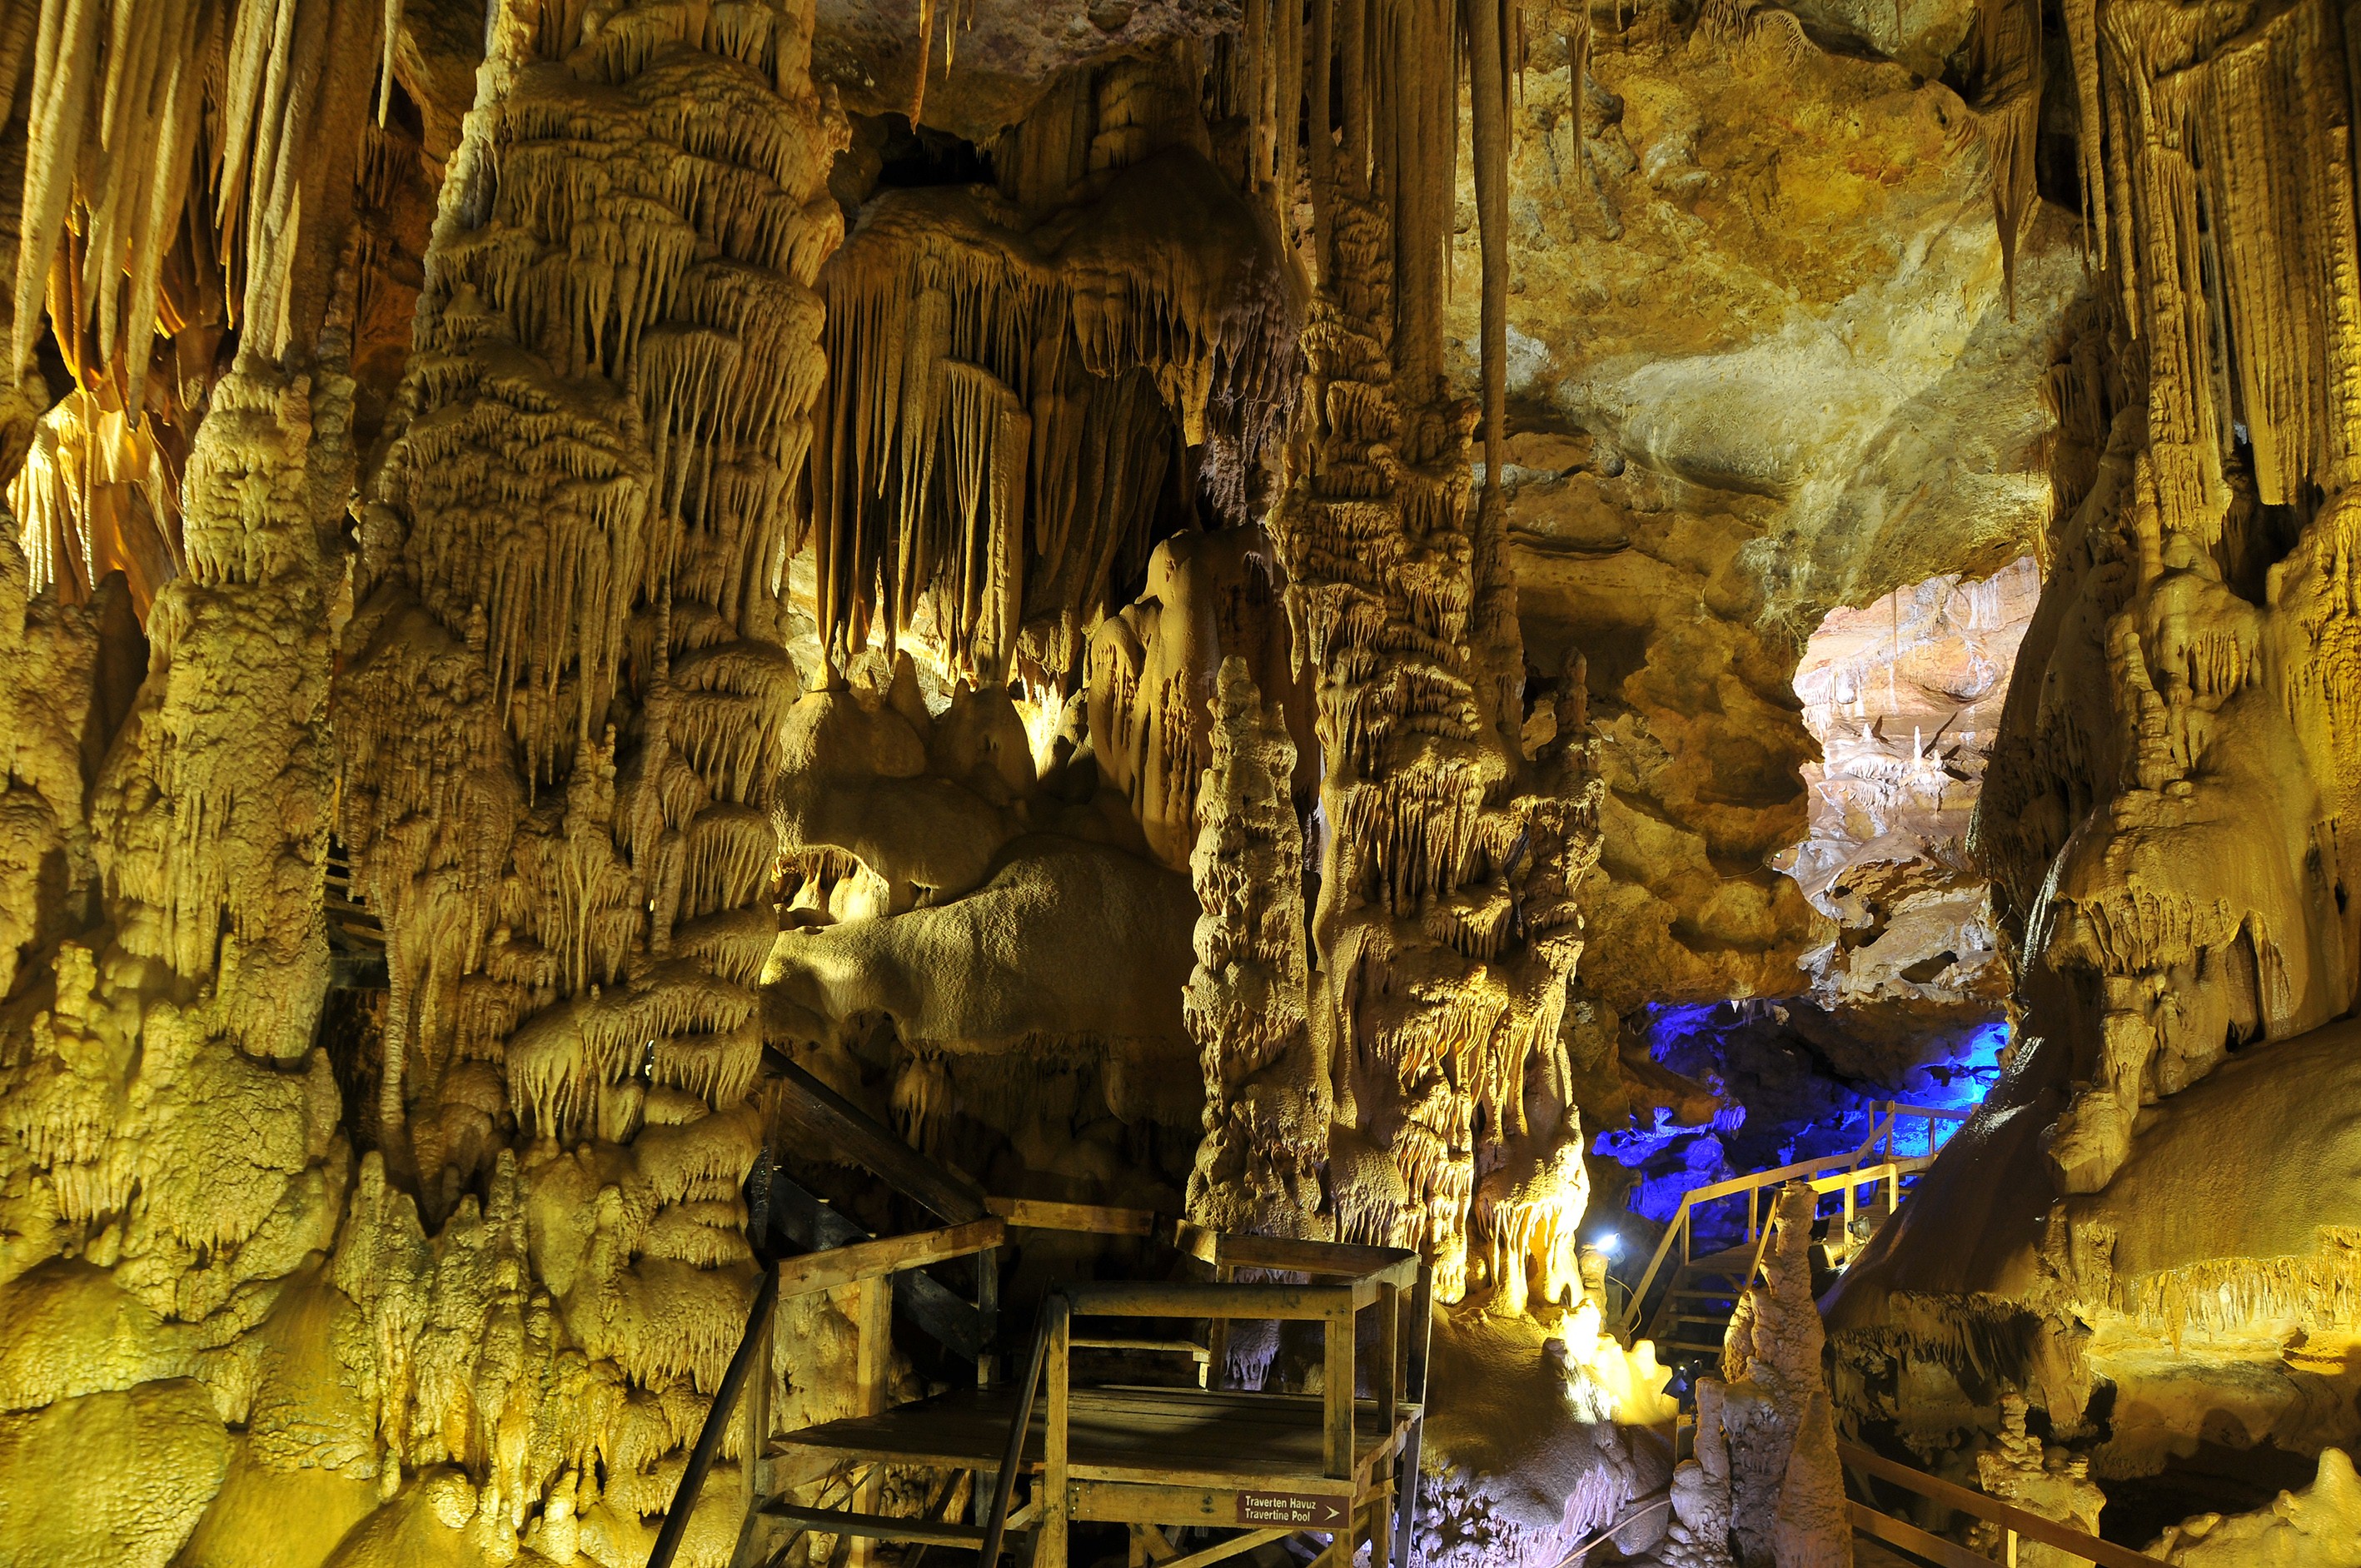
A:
[988,1197,1158,1236]
[1840,1442,2160,1568]
[771,1058,989,1225]
[1614,1100,1971,1343]
[1061,1279,1359,1321]
[773,1218,1006,1298]
[649,1265,780,1568]
[1174,1222,1421,1285]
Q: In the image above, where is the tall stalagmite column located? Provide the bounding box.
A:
[1184,656,1329,1238]
[333,0,843,1549]
[1259,0,1601,1297]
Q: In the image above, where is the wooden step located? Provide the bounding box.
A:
[758,1503,991,1547]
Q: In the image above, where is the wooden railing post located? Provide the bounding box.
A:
[976,1245,999,1388]
[1390,1263,1433,1568]
[1039,1297,1072,1568]
[1323,1299,1357,1480]
[1376,1281,1400,1434]
[1206,1260,1233,1388]
[848,1272,893,1568]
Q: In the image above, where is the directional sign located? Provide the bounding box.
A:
[1235,1491,1349,1528]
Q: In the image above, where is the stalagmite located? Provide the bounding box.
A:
[1266,0,1601,1300]
[1711,1182,1849,1568]
[1184,656,1329,1238]
[1086,528,1308,869]
[1966,1393,2108,1566]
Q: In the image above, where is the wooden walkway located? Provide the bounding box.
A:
[736,1228,1429,1568]
[649,1054,1431,1568]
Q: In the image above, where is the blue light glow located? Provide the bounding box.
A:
[1591,1004,2010,1239]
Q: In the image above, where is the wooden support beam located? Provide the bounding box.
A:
[1390,1264,1432,1568]
[1159,1528,1293,1568]
[1041,1299,1073,1568]
[1323,1309,1356,1480]
[773,1219,1006,1299]
[989,1197,1158,1235]
[849,1276,894,1568]
[757,1506,988,1548]
[772,1057,989,1224]
[1061,1280,1356,1321]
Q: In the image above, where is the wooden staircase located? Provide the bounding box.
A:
[1613,1101,1972,1356]
[1641,1248,1759,1363]
[649,1053,1432,1568]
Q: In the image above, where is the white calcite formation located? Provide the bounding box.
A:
[1786,556,2037,1028]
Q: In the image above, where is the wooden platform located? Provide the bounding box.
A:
[775,1383,1422,1495]
[639,1136,1434,1568]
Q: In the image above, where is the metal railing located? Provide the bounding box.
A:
[1612,1100,1972,1346]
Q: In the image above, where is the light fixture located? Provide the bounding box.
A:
[1589,1232,1622,1257]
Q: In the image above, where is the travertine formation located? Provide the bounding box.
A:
[326,4,844,1560]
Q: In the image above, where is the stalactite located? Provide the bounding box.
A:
[1711,1183,1850,1567]
[1967,0,2361,1199]
[1965,0,2044,309]
[810,116,1296,685]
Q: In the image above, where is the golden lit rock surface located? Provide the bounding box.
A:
[2,0,2359,1561]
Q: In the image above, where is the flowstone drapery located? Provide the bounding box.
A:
[1827,0,2361,1525]
[1975,0,2361,1197]
[326,0,844,1558]
[0,2,387,1564]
